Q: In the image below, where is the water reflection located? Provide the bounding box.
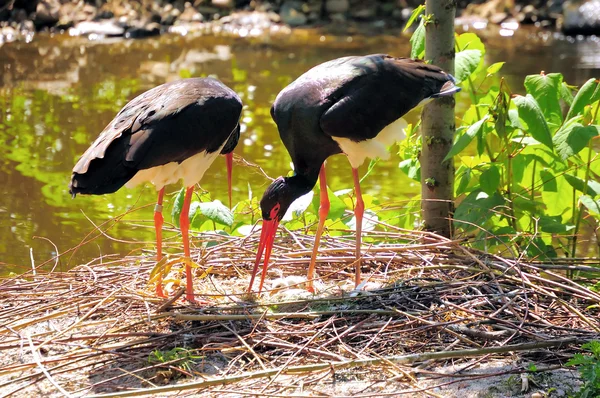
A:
[1,27,600,272]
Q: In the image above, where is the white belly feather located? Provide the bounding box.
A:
[332,117,407,168]
[125,148,223,190]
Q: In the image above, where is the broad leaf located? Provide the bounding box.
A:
[524,73,563,127]
[454,49,482,83]
[486,62,505,75]
[282,191,314,221]
[566,78,600,120]
[399,157,420,181]
[579,195,600,217]
[563,174,600,197]
[456,32,486,55]
[538,215,575,233]
[553,116,599,160]
[190,200,234,228]
[410,18,425,59]
[171,188,186,228]
[560,82,574,107]
[403,4,425,32]
[347,209,379,232]
[539,169,557,192]
[312,185,346,221]
[444,116,489,161]
[479,165,500,194]
[456,165,472,196]
[454,190,505,231]
[512,94,553,149]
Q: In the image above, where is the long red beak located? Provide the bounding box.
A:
[226,152,233,209]
[248,219,279,293]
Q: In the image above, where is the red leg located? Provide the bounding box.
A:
[154,188,166,297]
[306,164,330,293]
[352,168,364,288]
[179,187,195,302]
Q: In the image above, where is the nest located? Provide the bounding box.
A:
[1,226,599,397]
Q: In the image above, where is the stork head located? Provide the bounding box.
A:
[248,174,315,294]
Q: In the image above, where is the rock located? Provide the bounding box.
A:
[352,7,377,20]
[489,12,508,24]
[125,22,161,39]
[518,4,538,23]
[178,3,204,22]
[280,1,307,26]
[563,0,600,34]
[69,20,125,37]
[212,0,234,9]
[326,0,349,14]
[162,6,181,26]
[33,0,60,27]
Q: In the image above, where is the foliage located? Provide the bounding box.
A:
[566,341,600,398]
[148,347,202,373]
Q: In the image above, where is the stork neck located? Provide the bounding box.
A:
[285,171,319,199]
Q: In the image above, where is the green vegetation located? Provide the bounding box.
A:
[172,25,600,265]
[567,341,600,398]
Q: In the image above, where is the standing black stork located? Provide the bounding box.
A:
[249,54,460,293]
[69,77,242,302]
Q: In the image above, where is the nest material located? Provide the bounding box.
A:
[0,227,599,397]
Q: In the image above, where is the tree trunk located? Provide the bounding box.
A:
[420,0,456,237]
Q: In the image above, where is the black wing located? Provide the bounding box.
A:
[320,55,455,142]
[70,78,242,195]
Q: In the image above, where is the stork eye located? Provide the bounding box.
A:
[270,203,281,219]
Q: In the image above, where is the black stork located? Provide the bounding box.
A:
[69,77,243,302]
[249,54,460,293]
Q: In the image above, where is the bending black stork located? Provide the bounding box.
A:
[249,54,460,293]
[69,77,242,302]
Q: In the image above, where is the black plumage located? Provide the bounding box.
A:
[250,54,460,293]
[69,77,243,302]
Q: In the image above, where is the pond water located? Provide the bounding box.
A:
[1,26,600,273]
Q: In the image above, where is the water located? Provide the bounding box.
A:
[1,26,599,273]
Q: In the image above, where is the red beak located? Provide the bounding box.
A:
[226,152,233,209]
[248,219,279,293]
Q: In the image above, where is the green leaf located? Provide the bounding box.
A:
[538,215,575,233]
[566,78,600,120]
[560,82,574,107]
[512,94,554,149]
[454,190,505,231]
[171,188,186,228]
[410,18,425,59]
[444,116,489,161]
[486,62,504,75]
[564,174,600,197]
[403,4,425,32]
[580,195,600,217]
[360,158,379,183]
[454,49,482,84]
[282,191,314,221]
[347,209,379,232]
[553,117,599,160]
[399,157,420,181]
[524,73,563,127]
[480,165,500,195]
[456,165,472,196]
[540,169,557,192]
[312,185,346,221]
[456,32,486,55]
[190,200,234,228]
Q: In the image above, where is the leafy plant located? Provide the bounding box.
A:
[566,341,600,398]
[148,347,202,373]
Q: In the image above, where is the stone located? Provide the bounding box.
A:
[352,7,376,20]
[280,1,307,26]
[179,2,204,22]
[33,0,60,27]
[69,20,125,37]
[125,22,161,39]
[489,12,508,24]
[325,0,349,14]
[212,0,234,9]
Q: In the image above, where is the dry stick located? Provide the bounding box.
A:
[85,337,587,398]
[26,332,73,398]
